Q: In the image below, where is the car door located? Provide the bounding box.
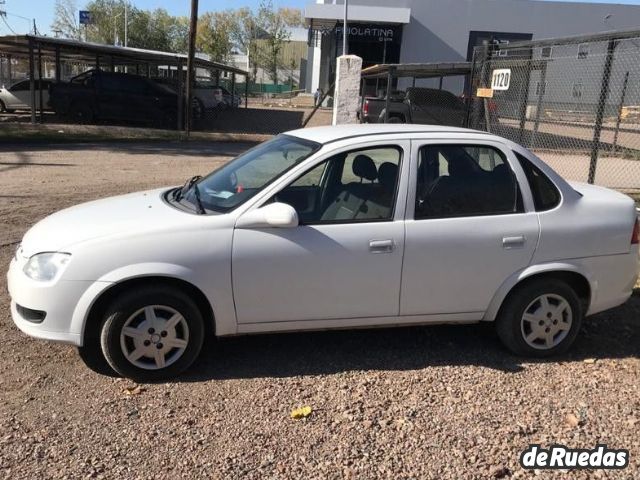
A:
[232,140,409,324]
[400,139,539,316]
[7,80,30,108]
[95,74,123,120]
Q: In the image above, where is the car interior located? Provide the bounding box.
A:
[274,148,401,224]
[416,145,522,218]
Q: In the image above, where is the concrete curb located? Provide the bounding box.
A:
[0,122,271,144]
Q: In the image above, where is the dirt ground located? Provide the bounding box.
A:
[0,142,639,479]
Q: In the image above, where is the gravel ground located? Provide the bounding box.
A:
[0,142,639,479]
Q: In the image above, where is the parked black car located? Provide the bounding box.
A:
[50,70,179,127]
[360,87,468,126]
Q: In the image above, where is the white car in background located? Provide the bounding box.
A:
[7,125,639,381]
[0,79,52,112]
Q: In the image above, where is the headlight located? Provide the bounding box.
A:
[23,252,71,281]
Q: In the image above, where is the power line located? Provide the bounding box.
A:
[0,14,17,35]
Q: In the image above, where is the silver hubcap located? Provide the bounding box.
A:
[521,294,572,350]
[119,305,189,370]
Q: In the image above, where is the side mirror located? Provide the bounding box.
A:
[236,202,299,229]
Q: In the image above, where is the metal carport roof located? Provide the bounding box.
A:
[361,62,472,80]
[0,35,248,76]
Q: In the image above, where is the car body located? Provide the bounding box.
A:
[215,85,242,108]
[360,88,468,126]
[7,124,639,380]
[49,70,179,126]
[152,79,242,116]
[0,79,53,112]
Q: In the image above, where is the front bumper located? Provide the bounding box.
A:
[7,255,98,346]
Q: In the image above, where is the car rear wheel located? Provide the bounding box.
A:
[99,286,205,381]
[495,278,582,357]
[192,97,204,120]
[69,102,94,124]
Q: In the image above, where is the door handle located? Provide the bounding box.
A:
[502,235,526,249]
[369,239,395,254]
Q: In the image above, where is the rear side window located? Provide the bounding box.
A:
[415,145,522,219]
[515,152,561,211]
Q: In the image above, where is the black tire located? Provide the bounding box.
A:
[387,116,404,124]
[69,102,94,124]
[78,340,118,377]
[192,97,204,120]
[0,100,15,114]
[99,285,205,381]
[160,110,177,129]
[496,278,582,357]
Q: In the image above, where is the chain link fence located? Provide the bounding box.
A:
[468,30,640,193]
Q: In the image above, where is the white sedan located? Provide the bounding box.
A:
[0,79,52,112]
[7,125,639,380]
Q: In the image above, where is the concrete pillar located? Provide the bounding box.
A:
[307,40,321,93]
[332,55,362,126]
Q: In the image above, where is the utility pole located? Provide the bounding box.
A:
[185,0,199,135]
[342,0,348,55]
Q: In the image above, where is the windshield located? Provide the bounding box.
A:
[181,135,319,213]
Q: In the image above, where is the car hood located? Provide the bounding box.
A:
[20,188,188,256]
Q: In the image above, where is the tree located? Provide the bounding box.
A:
[229,8,261,82]
[83,1,187,52]
[278,7,305,28]
[257,0,290,85]
[51,0,82,40]
[197,11,235,63]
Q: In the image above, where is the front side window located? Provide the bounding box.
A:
[10,81,29,91]
[180,135,318,213]
[415,145,522,219]
[272,146,402,224]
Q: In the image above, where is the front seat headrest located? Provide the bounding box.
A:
[352,154,377,182]
[378,162,398,191]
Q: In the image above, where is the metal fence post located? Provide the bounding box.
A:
[384,66,394,123]
[465,50,479,128]
[474,41,492,132]
[54,46,61,82]
[38,44,43,123]
[231,72,236,104]
[517,53,534,144]
[530,62,547,150]
[28,39,36,125]
[176,59,184,131]
[588,38,617,184]
[245,75,249,109]
[611,70,629,154]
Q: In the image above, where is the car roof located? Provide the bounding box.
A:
[286,124,491,145]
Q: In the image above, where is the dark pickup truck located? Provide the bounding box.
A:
[360,87,468,126]
[50,69,179,127]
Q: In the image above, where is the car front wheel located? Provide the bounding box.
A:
[100,286,205,381]
[496,279,583,357]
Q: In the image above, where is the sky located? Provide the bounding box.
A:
[1,0,639,36]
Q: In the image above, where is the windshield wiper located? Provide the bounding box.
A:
[191,182,205,214]
[173,175,205,214]
[173,175,201,202]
